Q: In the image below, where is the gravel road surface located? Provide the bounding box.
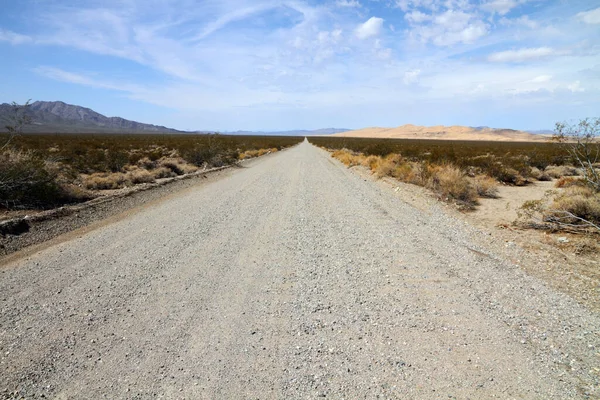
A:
[1,140,598,399]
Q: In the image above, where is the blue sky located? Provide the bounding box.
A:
[0,0,598,131]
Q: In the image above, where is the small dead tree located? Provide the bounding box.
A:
[2,100,32,151]
[553,117,600,192]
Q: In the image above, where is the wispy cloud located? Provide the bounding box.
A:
[336,0,361,8]
[0,29,32,45]
[480,0,519,16]
[0,0,598,130]
[487,47,564,63]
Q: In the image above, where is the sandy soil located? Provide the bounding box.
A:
[473,180,557,227]
[360,167,600,313]
[1,140,598,398]
[333,124,548,142]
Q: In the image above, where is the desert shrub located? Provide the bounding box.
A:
[157,157,197,175]
[361,155,382,171]
[180,146,213,167]
[332,149,361,167]
[538,172,552,181]
[553,118,600,191]
[375,157,398,178]
[239,150,259,160]
[58,184,95,204]
[158,157,185,175]
[136,156,155,170]
[0,150,63,208]
[496,167,527,186]
[545,165,578,179]
[391,163,415,182]
[106,149,129,172]
[127,168,155,184]
[530,167,542,180]
[128,152,144,165]
[310,136,574,184]
[473,175,499,198]
[151,167,176,179]
[427,165,478,207]
[83,172,128,190]
[555,176,586,189]
[0,133,302,208]
[530,166,553,181]
[547,186,600,227]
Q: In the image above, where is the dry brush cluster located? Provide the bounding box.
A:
[319,134,600,233]
[331,149,492,209]
[0,133,301,210]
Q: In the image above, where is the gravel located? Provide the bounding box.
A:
[1,140,598,399]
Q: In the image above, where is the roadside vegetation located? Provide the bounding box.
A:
[0,103,301,211]
[312,122,600,234]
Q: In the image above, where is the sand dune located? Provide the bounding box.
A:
[332,124,548,142]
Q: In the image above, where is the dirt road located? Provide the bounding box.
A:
[1,140,598,399]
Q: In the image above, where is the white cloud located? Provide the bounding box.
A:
[394,0,439,12]
[488,47,562,63]
[408,10,489,46]
[568,81,584,92]
[499,15,538,29]
[481,0,518,15]
[435,10,472,31]
[403,69,421,84]
[576,7,600,24]
[355,17,384,39]
[530,75,552,83]
[405,11,431,23]
[0,29,32,45]
[336,0,361,7]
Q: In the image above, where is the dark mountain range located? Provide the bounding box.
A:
[0,101,351,136]
[0,101,182,133]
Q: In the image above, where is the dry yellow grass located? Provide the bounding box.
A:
[83,172,128,190]
[331,149,361,167]
[361,155,382,171]
[548,186,600,225]
[330,149,479,207]
[427,165,478,207]
[555,176,585,189]
[126,168,155,184]
[151,167,176,179]
[239,148,279,160]
[545,165,579,179]
[136,157,156,170]
[473,175,499,198]
[158,157,197,175]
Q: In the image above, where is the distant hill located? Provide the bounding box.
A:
[223,128,350,136]
[332,124,550,142]
[0,101,182,133]
[525,129,554,135]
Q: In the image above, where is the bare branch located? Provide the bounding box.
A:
[2,100,32,151]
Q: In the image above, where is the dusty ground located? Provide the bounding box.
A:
[367,169,600,313]
[1,140,599,399]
